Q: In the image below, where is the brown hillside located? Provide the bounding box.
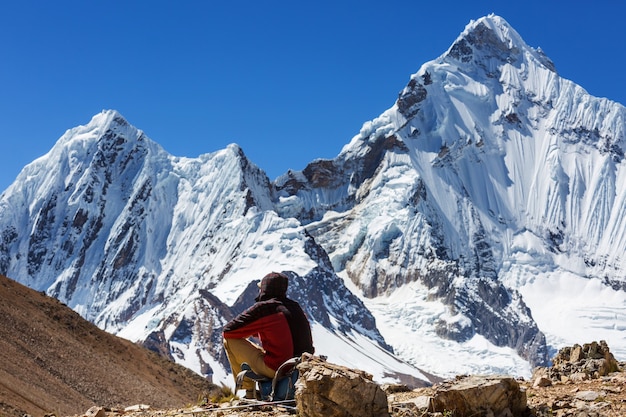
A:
[0,274,217,417]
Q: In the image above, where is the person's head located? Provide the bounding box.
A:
[256,272,289,301]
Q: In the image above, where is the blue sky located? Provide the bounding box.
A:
[1,1,624,192]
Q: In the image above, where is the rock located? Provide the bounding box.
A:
[569,371,589,382]
[570,344,584,363]
[295,353,390,417]
[531,368,553,387]
[381,383,411,394]
[429,375,527,417]
[84,406,106,417]
[533,376,552,387]
[124,404,150,412]
[391,396,433,414]
[575,390,606,401]
[551,341,620,379]
[602,385,622,394]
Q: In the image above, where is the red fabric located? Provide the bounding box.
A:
[223,311,294,371]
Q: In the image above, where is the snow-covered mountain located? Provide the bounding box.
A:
[1,14,625,383]
[274,14,626,376]
[0,110,424,385]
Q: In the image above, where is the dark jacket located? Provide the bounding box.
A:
[223,272,314,370]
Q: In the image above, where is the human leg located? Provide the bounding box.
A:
[223,338,276,391]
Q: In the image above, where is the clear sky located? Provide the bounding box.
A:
[1,1,624,192]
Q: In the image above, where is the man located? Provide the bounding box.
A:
[222,272,314,398]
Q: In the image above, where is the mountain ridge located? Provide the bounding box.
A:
[1,14,625,384]
[0,107,420,385]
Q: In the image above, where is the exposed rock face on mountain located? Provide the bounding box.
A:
[275,14,625,369]
[1,14,625,385]
[0,274,215,417]
[0,110,413,386]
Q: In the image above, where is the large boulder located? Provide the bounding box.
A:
[429,375,527,417]
[295,353,390,417]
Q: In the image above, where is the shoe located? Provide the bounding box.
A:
[241,363,267,381]
[245,389,259,400]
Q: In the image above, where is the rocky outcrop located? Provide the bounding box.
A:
[532,340,621,385]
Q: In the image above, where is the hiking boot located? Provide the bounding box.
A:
[244,389,260,400]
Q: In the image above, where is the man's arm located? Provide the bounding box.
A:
[223,301,281,337]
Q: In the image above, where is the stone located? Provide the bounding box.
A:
[84,407,106,417]
[295,353,390,417]
[575,390,605,401]
[569,371,589,382]
[124,404,150,412]
[533,376,552,387]
[381,383,411,394]
[570,344,584,362]
[392,395,433,413]
[429,375,527,417]
[586,341,606,359]
[603,385,622,394]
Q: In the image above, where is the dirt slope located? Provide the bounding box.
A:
[0,274,216,417]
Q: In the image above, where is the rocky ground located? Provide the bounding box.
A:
[72,360,626,417]
[522,370,626,416]
[389,365,626,416]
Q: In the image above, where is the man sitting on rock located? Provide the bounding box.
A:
[223,272,314,399]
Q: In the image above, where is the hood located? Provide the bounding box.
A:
[256,272,289,301]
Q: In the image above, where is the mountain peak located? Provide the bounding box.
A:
[88,109,134,131]
[466,14,523,48]
[91,108,126,124]
[52,109,139,153]
[78,108,129,131]
[444,14,556,72]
